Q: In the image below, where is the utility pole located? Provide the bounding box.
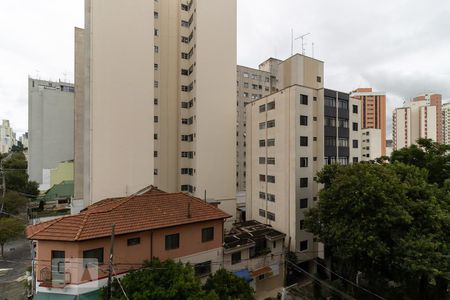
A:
[107,224,115,300]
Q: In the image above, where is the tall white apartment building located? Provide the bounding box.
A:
[246,54,361,269]
[0,120,17,154]
[393,94,442,150]
[442,102,450,145]
[28,79,74,185]
[75,0,236,207]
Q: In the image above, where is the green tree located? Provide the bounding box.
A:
[0,217,25,257]
[2,152,39,196]
[107,259,204,300]
[204,269,255,300]
[305,163,450,299]
[391,138,450,187]
[0,191,28,215]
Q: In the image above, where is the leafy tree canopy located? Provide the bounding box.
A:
[0,191,28,215]
[204,268,255,300]
[0,217,25,257]
[305,162,450,299]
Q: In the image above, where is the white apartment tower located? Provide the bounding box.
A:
[246,54,361,266]
[75,0,236,207]
[393,94,442,150]
[442,102,450,145]
[0,120,17,154]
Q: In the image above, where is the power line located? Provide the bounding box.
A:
[112,265,130,300]
[286,259,355,300]
[296,252,385,300]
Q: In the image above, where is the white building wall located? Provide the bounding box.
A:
[361,128,382,161]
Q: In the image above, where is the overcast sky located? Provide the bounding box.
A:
[1,0,450,138]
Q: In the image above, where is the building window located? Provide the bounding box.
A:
[259,209,266,217]
[154,63,159,70]
[83,248,104,264]
[267,120,275,128]
[353,157,359,163]
[317,76,322,83]
[154,81,159,88]
[154,98,158,105]
[154,151,158,157]
[154,11,159,19]
[154,134,158,140]
[267,175,275,183]
[338,100,348,110]
[127,237,140,246]
[259,174,266,182]
[267,157,275,165]
[202,227,214,242]
[181,3,189,11]
[353,140,358,148]
[259,104,266,113]
[154,29,159,36]
[267,194,275,202]
[243,72,249,78]
[259,192,266,200]
[267,101,275,110]
[181,20,189,27]
[300,157,308,168]
[300,220,305,230]
[154,116,159,123]
[300,115,308,126]
[231,252,242,265]
[338,118,348,128]
[267,139,275,146]
[325,117,336,127]
[154,169,158,175]
[300,240,308,251]
[352,105,358,114]
[300,178,308,188]
[259,122,266,130]
[154,46,159,53]
[299,94,309,105]
[338,138,348,147]
[259,140,266,147]
[300,198,308,209]
[325,97,336,107]
[181,69,189,76]
[300,136,308,146]
[352,122,358,131]
[325,136,336,146]
[194,261,212,277]
[267,212,275,221]
[165,234,180,250]
[259,157,266,164]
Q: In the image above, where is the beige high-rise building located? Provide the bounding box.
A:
[442,102,450,145]
[393,94,442,150]
[246,54,361,268]
[74,0,236,208]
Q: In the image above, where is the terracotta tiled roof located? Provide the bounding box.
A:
[26,189,231,241]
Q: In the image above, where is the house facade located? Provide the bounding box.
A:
[27,187,230,298]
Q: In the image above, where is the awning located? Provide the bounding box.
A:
[251,266,272,277]
[234,268,253,283]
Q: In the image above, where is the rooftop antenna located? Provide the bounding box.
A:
[295,32,311,55]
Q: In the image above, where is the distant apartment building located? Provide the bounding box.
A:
[27,187,230,298]
[245,54,361,269]
[28,79,74,186]
[442,102,450,145]
[236,66,273,191]
[74,0,236,209]
[0,120,17,154]
[393,94,442,150]
[361,128,382,160]
[19,132,29,149]
[351,88,386,156]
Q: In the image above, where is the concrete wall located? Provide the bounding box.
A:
[50,161,74,186]
[194,0,237,201]
[84,0,155,204]
[28,79,74,184]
